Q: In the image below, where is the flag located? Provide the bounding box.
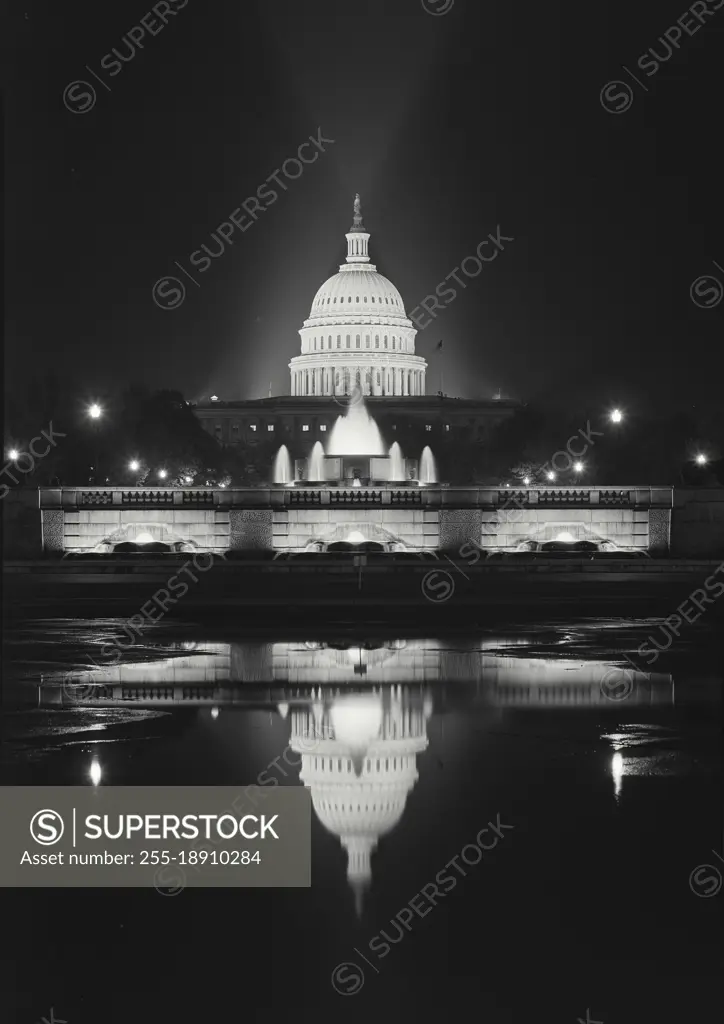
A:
[436,340,444,351]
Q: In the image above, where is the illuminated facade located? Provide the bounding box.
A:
[193,193,518,454]
[289,195,427,397]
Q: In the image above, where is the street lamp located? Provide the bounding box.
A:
[522,476,531,486]
[8,448,19,461]
[87,403,103,483]
[158,469,168,480]
[573,461,584,473]
[610,408,623,424]
[695,453,708,465]
[546,471,556,482]
[128,460,140,472]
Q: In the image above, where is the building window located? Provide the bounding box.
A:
[267,424,274,432]
[232,423,239,435]
[250,424,257,431]
[425,424,432,431]
[375,335,379,348]
[320,424,327,432]
[346,335,350,347]
[366,335,370,348]
[337,336,341,348]
[372,296,375,303]
[302,424,309,432]
[444,424,450,432]
[356,335,360,348]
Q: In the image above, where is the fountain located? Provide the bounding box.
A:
[307,441,325,481]
[276,392,436,486]
[273,445,292,484]
[327,388,385,456]
[419,446,437,484]
[388,442,405,481]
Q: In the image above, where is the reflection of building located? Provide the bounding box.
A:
[289,687,432,914]
[44,640,675,709]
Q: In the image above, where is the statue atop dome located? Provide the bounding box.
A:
[350,192,366,232]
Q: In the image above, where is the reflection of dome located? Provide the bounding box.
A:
[290,688,430,916]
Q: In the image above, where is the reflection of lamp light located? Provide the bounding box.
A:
[135,532,154,545]
[89,758,102,786]
[347,531,365,544]
[210,707,219,720]
[555,531,576,543]
[611,751,623,799]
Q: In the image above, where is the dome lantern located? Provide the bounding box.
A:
[345,192,370,264]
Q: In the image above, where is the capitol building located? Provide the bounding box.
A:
[289,196,427,398]
[195,195,516,455]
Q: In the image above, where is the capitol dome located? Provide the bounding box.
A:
[289,196,427,397]
[309,269,407,318]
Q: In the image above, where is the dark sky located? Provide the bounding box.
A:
[6,0,724,412]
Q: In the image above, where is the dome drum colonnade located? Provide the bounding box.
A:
[289,196,427,398]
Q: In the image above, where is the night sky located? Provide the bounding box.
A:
[7,0,724,412]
